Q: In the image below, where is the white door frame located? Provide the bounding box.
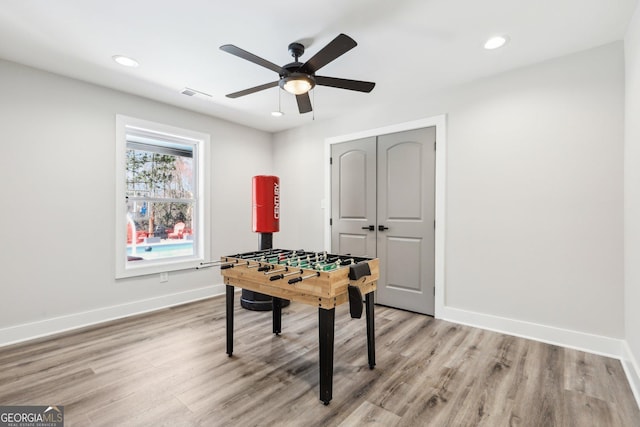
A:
[324,115,447,318]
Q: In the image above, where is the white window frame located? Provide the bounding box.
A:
[115,115,210,278]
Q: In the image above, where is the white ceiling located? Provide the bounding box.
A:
[0,0,636,133]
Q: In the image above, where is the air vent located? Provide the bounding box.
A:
[180,87,212,97]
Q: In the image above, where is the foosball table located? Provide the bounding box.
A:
[215,248,379,405]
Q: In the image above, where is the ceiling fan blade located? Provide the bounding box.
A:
[226,81,279,98]
[220,44,287,75]
[299,34,357,74]
[296,92,313,114]
[315,76,376,93]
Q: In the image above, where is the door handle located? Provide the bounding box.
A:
[361,225,375,231]
[378,225,389,231]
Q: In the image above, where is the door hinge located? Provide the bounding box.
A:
[329,157,333,165]
[330,218,333,226]
[434,220,436,229]
[434,141,436,151]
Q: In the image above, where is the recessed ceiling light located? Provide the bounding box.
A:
[271,111,284,117]
[112,55,139,68]
[484,35,509,50]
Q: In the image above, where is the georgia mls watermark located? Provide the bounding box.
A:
[0,406,63,427]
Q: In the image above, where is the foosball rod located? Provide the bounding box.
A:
[247,250,310,265]
[217,249,301,265]
[221,252,303,270]
[308,258,356,271]
[269,269,303,281]
[273,253,339,267]
[196,252,268,269]
[197,249,299,269]
[197,260,251,270]
[288,271,321,284]
[264,267,288,275]
[232,248,292,258]
[197,249,341,270]
[263,256,355,275]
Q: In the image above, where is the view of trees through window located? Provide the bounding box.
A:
[126,139,196,260]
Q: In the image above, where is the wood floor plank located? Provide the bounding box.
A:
[337,400,401,426]
[0,296,638,426]
[563,390,625,427]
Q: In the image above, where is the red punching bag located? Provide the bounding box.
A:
[252,175,280,233]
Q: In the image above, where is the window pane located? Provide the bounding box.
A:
[126,200,195,262]
[116,115,209,278]
[125,140,196,264]
[126,148,194,199]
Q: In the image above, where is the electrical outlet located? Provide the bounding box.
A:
[160,272,169,282]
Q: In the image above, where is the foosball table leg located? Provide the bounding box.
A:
[318,307,335,405]
[226,285,234,357]
[365,292,376,369]
[273,297,282,335]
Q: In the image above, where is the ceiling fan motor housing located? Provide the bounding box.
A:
[280,60,316,93]
[288,42,305,60]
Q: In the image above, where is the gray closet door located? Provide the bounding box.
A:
[331,127,436,315]
[376,127,436,315]
[330,137,377,258]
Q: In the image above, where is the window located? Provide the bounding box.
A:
[115,115,210,278]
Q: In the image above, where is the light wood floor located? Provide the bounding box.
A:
[1,295,638,426]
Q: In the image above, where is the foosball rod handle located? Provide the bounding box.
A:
[288,271,320,285]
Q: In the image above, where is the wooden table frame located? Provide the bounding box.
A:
[221,257,378,405]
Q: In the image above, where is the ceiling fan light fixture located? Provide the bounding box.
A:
[280,74,315,95]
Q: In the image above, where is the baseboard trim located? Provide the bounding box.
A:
[439,306,623,359]
[621,341,640,408]
[0,284,226,348]
[442,305,640,409]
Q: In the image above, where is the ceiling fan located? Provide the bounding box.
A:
[220,34,376,114]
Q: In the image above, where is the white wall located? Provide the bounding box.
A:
[0,36,634,401]
[624,2,640,402]
[274,43,625,347]
[0,59,272,344]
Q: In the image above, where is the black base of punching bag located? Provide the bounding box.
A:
[240,290,275,311]
[240,233,290,311]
